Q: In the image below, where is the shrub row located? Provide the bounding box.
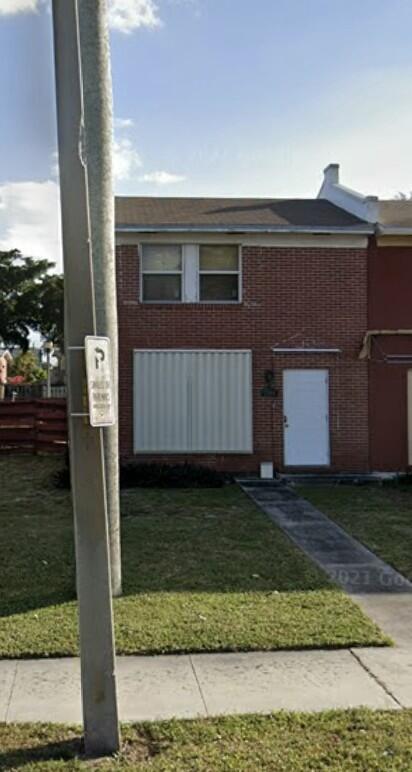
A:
[53,456,231,490]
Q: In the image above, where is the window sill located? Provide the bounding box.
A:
[134,449,253,455]
[140,300,243,306]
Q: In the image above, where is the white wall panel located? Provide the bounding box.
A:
[134,350,252,453]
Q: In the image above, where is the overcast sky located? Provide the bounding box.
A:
[1,0,412,270]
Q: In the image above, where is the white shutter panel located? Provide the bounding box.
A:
[134,350,191,452]
[191,350,252,452]
[134,350,252,453]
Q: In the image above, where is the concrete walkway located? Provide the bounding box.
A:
[2,481,412,724]
[240,479,412,713]
[239,480,412,638]
[240,481,412,597]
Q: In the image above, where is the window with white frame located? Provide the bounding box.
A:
[199,245,240,301]
[141,244,183,302]
[141,243,240,303]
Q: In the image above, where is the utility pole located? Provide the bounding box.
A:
[52,0,120,757]
[77,0,122,597]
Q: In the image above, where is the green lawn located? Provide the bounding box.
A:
[1,710,412,770]
[300,484,412,582]
[0,457,388,658]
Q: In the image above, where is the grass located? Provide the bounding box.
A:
[1,710,412,770]
[0,456,388,658]
[299,484,412,582]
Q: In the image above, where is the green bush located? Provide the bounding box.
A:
[53,456,231,490]
[120,461,230,488]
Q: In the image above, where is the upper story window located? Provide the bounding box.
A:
[199,245,240,302]
[141,243,240,303]
[141,244,182,302]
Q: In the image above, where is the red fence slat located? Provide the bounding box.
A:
[0,398,68,454]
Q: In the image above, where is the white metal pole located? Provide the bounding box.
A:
[52,0,120,756]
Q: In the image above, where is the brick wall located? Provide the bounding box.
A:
[368,240,412,470]
[369,240,412,328]
[117,243,369,472]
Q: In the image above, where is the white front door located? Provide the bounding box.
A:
[283,369,330,466]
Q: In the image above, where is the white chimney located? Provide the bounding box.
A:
[318,162,378,223]
[323,163,340,186]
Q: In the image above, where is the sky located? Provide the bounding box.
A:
[0,0,412,270]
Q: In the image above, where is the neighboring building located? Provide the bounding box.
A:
[319,165,412,472]
[0,349,13,400]
[116,195,373,474]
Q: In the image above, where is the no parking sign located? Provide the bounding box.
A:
[84,336,115,427]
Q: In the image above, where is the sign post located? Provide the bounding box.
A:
[52,0,120,757]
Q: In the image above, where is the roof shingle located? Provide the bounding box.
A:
[378,200,412,228]
[115,196,369,231]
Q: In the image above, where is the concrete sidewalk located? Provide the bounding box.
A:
[0,645,408,724]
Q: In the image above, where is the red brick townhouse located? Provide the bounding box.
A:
[319,165,412,472]
[115,194,374,475]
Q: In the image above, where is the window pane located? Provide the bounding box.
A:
[200,274,239,301]
[143,274,181,301]
[199,245,238,271]
[142,244,182,272]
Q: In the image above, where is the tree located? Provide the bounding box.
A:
[0,249,63,350]
[8,351,46,384]
[396,192,412,200]
[35,274,64,347]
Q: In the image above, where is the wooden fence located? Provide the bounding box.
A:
[0,399,67,454]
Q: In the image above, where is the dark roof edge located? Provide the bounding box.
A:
[115,224,373,235]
